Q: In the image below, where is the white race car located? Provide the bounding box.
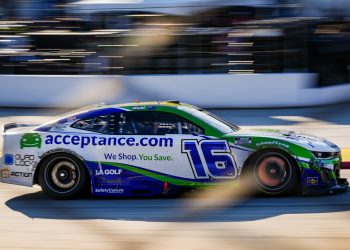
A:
[0,101,348,199]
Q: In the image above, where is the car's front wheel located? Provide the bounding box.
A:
[38,153,88,199]
[247,150,300,196]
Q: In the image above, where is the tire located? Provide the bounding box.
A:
[247,150,300,196]
[38,153,88,199]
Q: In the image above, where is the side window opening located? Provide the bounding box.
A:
[115,112,137,135]
[182,121,204,135]
[71,115,110,134]
[114,111,204,135]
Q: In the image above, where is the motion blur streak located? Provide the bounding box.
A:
[182,176,256,218]
[116,18,178,65]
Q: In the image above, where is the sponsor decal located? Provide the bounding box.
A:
[0,168,10,178]
[307,177,319,186]
[94,188,124,194]
[256,141,290,148]
[102,179,122,185]
[44,135,173,148]
[3,154,37,167]
[95,168,123,176]
[20,133,42,149]
[14,154,36,167]
[132,106,146,110]
[10,172,33,178]
[234,137,252,145]
[0,169,33,179]
[104,153,173,162]
[4,154,14,165]
[139,154,173,161]
[105,153,138,161]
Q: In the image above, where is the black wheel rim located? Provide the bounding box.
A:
[44,157,80,194]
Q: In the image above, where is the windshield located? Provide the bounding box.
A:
[178,106,240,134]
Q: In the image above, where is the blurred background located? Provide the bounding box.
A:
[0,1,350,250]
[0,0,350,107]
[0,0,349,79]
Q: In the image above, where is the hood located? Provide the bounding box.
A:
[232,128,340,152]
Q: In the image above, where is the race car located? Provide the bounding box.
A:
[0,101,348,199]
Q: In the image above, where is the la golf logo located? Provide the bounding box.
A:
[95,168,123,176]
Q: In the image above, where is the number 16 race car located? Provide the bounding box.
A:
[0,101,348,199]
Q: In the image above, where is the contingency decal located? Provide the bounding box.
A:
[0,168,10,178]
[234,137,252,145]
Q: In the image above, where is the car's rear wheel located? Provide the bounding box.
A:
[248,150,299,196]
[38,153,88,199]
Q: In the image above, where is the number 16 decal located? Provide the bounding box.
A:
[182,139,238,179]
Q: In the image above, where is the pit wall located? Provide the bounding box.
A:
[0,73,349,108]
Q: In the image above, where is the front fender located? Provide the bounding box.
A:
[242,136,313,171]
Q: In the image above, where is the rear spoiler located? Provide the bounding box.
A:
[1,123,39,134]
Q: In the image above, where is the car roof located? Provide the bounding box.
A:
[103,100,194,110]
[58,101,195,120]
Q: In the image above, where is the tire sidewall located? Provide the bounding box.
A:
[250,150,299,196]
[39,153,88,199]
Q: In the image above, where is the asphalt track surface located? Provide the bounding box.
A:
[0,104,350,250]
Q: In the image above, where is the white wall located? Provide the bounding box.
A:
[302,0,350,16]
[71,0,276,15]
[0,73,349,108]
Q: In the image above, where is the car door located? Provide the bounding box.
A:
[100,110,205,195]
[123,109,237,178]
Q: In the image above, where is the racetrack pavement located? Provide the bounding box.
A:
[0,172,349,250]
[0,105,350,250]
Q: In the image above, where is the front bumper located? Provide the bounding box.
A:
[296,151,349,195]
[303,177,348,195]
[301,159,349,195]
